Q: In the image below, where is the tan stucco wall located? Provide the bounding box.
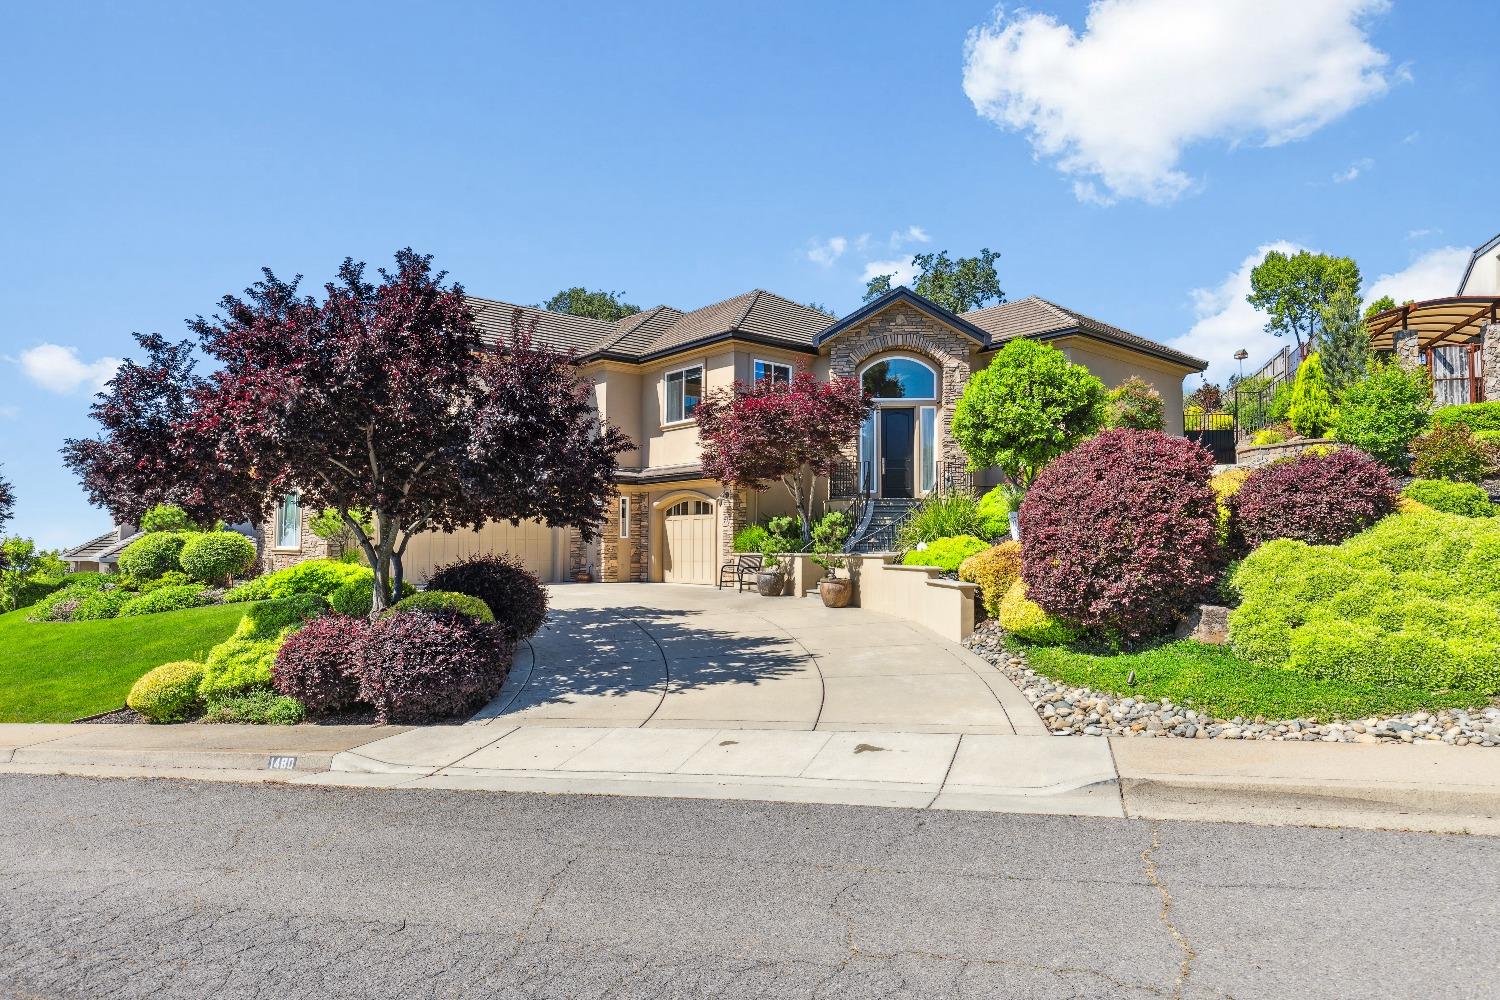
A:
[588,366,644,468]
[1049,336,1192,436]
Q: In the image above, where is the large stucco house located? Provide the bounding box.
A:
[259,285,1205,586]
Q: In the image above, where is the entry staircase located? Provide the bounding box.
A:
[844,498,919,553]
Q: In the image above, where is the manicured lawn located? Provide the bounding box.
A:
[1020,639,1490,722]
[0,603,248,723]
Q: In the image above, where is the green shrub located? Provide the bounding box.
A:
[138,570,194,593]
[72,588,131,621]
[975,485,1015,539]
[1401,479,1495,518]
[117,531,190,580]
[239,594,327,640]
[1333,359,1431,472]
[998,579,1079,646]
[119,584,213,617]
[1287,353,1334,438]
[810,511,853,552]
[1410,424,1496,483]
[958,541,1022,617]
[389,590,494,622]
[224,559,369,603]
[1104,376,1165,430]
[1268,382,1294,423]
[179,531,257,585]
[1432,402,1500,433]
[1229,512,1500,693]
[326,576,415,617]
[2,574,65,612]
[1250,426,1289,446]
[199,635,288,699]
[732,524,775,553]
[139,503,196,534]
[126,660,206,723]
[201,689,306,725]
[901,534,989,573]
[1475,430,1500,447]
[896,492,989,548]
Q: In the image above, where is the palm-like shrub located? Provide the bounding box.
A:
[117,531,190,580]
[1231,448,1397,548]
[356,612,513,723]
[1021,429,1219,641]
[1409,424,1496,483]
[426,554,548,641]
[179,530,257,586]
[958,541,1022,617]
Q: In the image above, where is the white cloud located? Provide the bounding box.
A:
[1167,241,1304,384]
[905,225,931,244]
[1406,227,1438,240]
[1332,157,1374,183]
[806,236,848,266]
[16,343,120,394]
[1366,246,1471,304]
[860,257,920,288]
[962,0,1392,203]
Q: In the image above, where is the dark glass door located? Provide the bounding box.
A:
[880,407,914,498]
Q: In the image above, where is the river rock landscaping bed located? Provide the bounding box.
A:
[965,623,1500,748]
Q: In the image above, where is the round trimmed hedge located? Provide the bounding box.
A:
[272,614,370,715]
[390,590,494,623]
[426,554,548,641]
[1401,479,1495,518]
[127,660,205,723]
[180,531,257,585]
[356,611,513,723]
[117,531,190,580]
[1230,448,1397,548]
[1020,429,1220,641]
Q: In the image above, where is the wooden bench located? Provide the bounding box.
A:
[718,554,763,591]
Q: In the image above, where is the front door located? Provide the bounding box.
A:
[880,407,915,498]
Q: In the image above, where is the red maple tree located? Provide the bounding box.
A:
[65,250,631,612]
[695,368,869,543]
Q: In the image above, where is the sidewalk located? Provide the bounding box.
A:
[5,722,1500,834]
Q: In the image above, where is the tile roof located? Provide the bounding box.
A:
[462,289,1202,370]
[62,529,140,563]
[965,296,1207,370]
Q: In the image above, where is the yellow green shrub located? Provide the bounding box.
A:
[997,580,1079,646]
[127,660,205,723]
[958,542,1023,617]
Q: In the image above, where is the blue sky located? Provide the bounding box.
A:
[2,0,1496,549]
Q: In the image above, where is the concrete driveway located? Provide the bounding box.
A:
[472,584,1044,736]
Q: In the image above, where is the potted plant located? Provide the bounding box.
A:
[756,550,788,596]
[812,552,853,608]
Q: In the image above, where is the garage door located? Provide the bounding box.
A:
[662,500,717,585]
[402,519,567,584]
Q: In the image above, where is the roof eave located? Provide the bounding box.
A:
[813,287,990,349]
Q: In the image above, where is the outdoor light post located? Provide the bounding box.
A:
[1233,348,1249,431]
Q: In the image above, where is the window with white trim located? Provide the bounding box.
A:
[619,496,630,538]
[275,493,301,549]
[664,365,704,423]
[753,359,792,386]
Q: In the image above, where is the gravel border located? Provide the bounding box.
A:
[965,622,1500,747]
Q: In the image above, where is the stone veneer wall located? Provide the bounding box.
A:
[1484,323,1500,401]
[826,302,974,476]
[254,505,338,573]
[1234,438,1336,468]
[600,489,650,583]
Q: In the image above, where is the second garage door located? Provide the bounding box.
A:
[401,519,567,584]
[662,499,717,584]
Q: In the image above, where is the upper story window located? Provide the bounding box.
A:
[275,493,301,549]
[665,364,703,423]
[753,360,792,386]
[861,357,937,399]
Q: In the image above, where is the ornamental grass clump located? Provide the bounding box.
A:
[1020,429,1220,642]
[1230,448,1396,548]
[895,492,989,548]
[1228,511,1500,694]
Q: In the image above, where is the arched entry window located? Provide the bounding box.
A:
[861,357,936,399]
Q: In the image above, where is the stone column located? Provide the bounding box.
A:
[1393,328,1422,370]
[1483,323,1500,403]
[718,487,748,567]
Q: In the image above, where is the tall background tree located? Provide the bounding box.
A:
[1363,294,1398,320]
[863,249,1004,313]
[65,250,632,613]
[0,463,13,536]
[543,287,640,322]
[951,339,1105,488]
[1316,286,1372,395]
[1246,250,1361,354]
[695,369,869,544]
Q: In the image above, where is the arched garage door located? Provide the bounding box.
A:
[402,520,568,584]
[662,499,716,585]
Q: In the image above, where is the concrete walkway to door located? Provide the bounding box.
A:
[470,583,1045,735]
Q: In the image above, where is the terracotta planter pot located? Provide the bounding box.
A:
[818,577,853,608]
[755,570,786,597]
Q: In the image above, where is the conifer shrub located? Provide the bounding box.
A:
[1020,429,1219,641]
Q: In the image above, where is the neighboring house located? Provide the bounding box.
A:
[1458,231,1500,296]
[60,523,141,574]
[260,284,1206,586]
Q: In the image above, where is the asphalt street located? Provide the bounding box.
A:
[2,774,1495,999]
